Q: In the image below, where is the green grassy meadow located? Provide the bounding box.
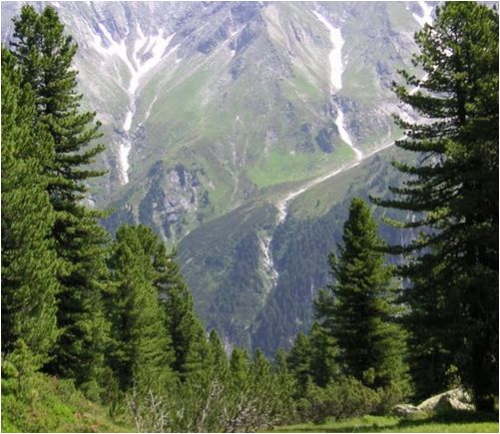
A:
[1,373,134,433]
[273,413,499,433]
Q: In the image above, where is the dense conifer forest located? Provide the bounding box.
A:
[1,2,498,432]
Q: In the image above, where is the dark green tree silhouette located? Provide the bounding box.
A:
[9,5,110,390]
[317,198,410,395]
[1,47,60,366]
[106,225,174,391]
[153,244,209,381]
[374,2,498,409]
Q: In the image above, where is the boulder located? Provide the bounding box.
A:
[417,388,474,413]
[392,404,424,418]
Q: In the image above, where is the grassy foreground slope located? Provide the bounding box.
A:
[274,413,499,433]
[1,373,133,433]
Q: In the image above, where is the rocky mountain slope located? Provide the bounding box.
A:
[2,1,436,353]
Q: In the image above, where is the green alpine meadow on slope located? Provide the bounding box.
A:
[1,1,498,433]
[1,371,134,433]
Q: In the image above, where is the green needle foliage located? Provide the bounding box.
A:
[9,5,111,391]
[316,198,410,396]
[308,321,340,388]
[2,3,498,431]
[1,47,61,367]
[153,244,210,381]
[374,1,498,409]
[287,333,314,397]
[207,330,230,374]
[106,225,174,392]
[10,5,105,194]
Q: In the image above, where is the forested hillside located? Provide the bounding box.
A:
[1,2,498,432]
[1,0,428,351]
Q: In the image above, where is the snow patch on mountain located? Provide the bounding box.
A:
[313,11,344,91]
[314,11,363,160]
[92,22,176,184]
[276,11,365,224]
[258,233,279,289]
[335,109,363,161]
[411,1,435,27]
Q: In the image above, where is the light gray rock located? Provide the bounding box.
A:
[417,388,474,413]
[392,404,424,418]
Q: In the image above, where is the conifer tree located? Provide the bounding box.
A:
[9,5,110,389]
[106,225,174,391]
[230,347,250,385]
[273,348,295,395]
[308,321,339,387]
[287,333,313,397]
[250,349,273,389]
[318,198,410,394]
[207,330,229,374]
[1,47,60,366]
[273,348,295,419]
[152,243,209,381]
[10,5,105,191]
[374,2,498,409]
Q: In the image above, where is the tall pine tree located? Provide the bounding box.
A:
[106,225,174,392]
[152,244,209,381]
[1,47,60,366]
[374,2,498,409]
[287,332,313,398]
[9,5,110,390]
[316,198,410,395]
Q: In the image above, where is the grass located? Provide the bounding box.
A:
[247,145,354,189]
[1,373,133,433]
[273,412,499,433]
[292,71,323,101]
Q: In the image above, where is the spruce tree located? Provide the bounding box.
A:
[229,347,250,385]
[1,47,60,366]
[287,332,313,397]
[9,5,110,389]
[10,5,105,190]
[308,321,339,387]
[106,225,174,391]
[152,244,209,381]
[318,198,410,394]
[207,330,229,374]
[374,2,498,409]
[273,348,295,420]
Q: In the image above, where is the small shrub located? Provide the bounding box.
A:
[376,383,405,415]
[332,378,381,419]
[298,377,381,423]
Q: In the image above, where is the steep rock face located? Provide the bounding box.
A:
[138,162,204,240]
[2,1,434,351]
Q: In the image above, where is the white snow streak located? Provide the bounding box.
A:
[275,11,433,224]
[314,11,363,160]
[313,11,344,91]
[335,110,363,161]
[276,138,399,223]
[411,1,434,27]
[93,23,176,184]
[142,95,159,125]
[276,11,366,224]
[258,234,279,286]
[275,78,429,224]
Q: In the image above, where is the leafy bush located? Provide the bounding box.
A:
[376,383,407,415]
[126,358,295,433]
[298,377,382,423]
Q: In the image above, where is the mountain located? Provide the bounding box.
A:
[1,1,436,354]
